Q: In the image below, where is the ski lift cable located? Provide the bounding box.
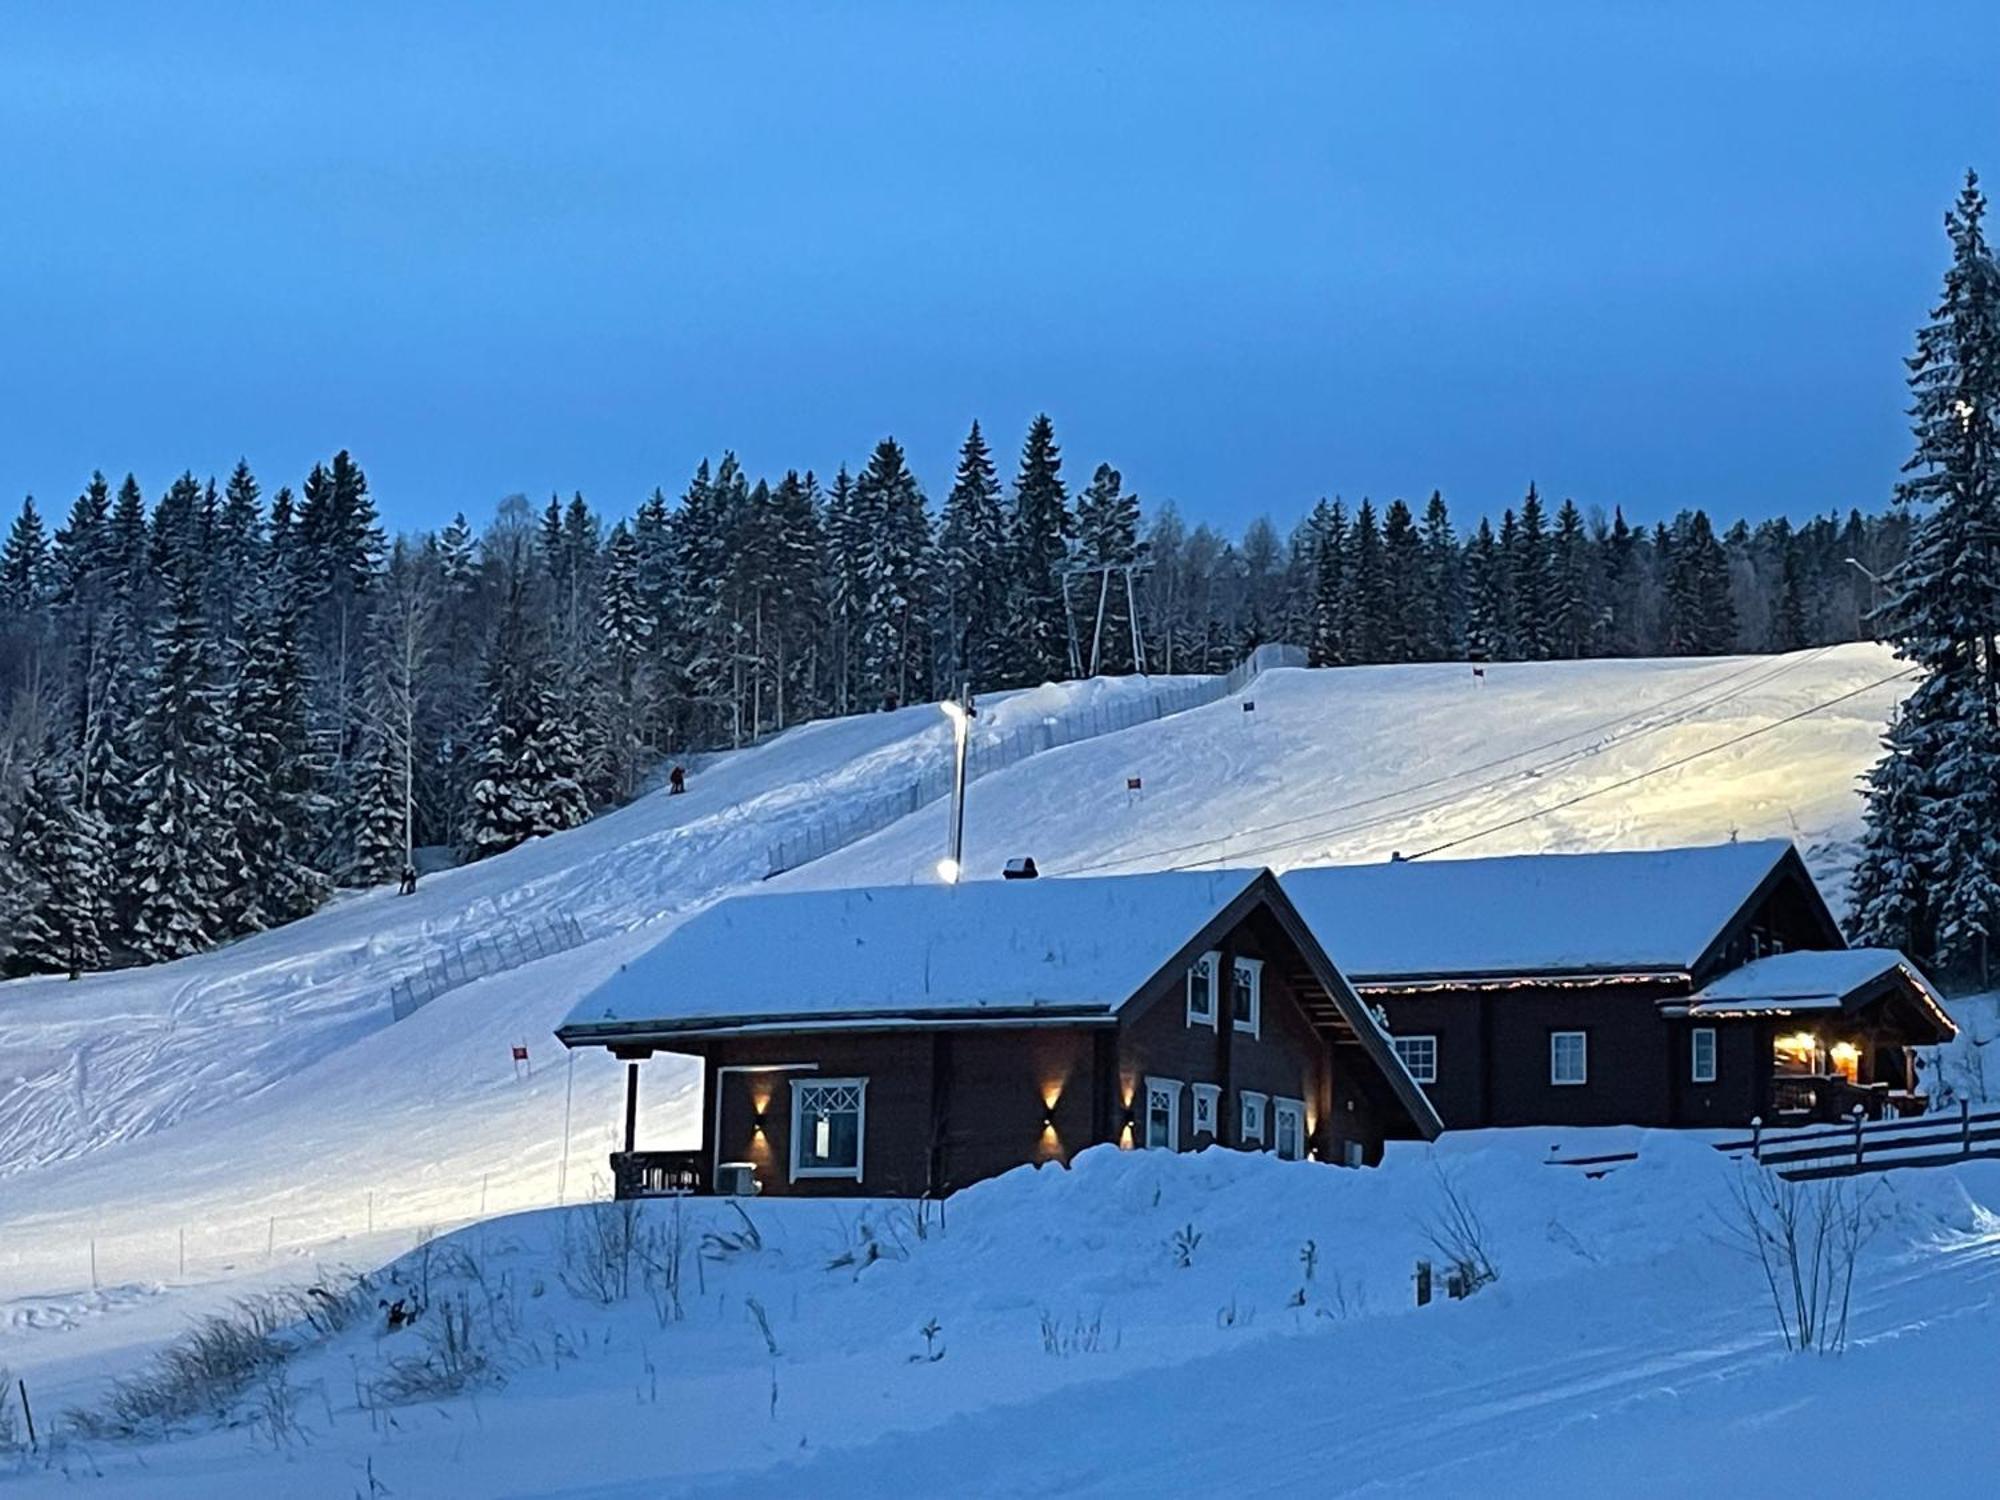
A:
[1155,659,1912,874]
[1062,645,1838,877]
[1306,665,1917,869]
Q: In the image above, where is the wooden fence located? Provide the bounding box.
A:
[1544,1100,2000,1183]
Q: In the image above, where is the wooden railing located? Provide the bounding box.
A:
[610,1150,705,1199]
[1717,1100,2000,1180]
[1544,1101,2000,1183]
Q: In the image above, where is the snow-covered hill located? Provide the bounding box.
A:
[0,642,1945,1496]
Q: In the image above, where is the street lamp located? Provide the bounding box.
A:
[938,690,976,883]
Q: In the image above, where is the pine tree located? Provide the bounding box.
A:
[1,496,49,612]
[5,758,112,977]
[1379,499,1424,662]
[1418,491,1461,659]
[1549,497,1595,658]
[1512,484,1552,659]
[1072,462,1143,674]
[852,438,933,708]
[1854,171,2000,979]
[1003,414,1073,685]
[1464,518,1503,662]
[124,539,230,961]
[936,421,1010,690]
[1308,500,1349,667]
[1344,500,1384,662]
[821,465,867,716]
[595,520,657,801]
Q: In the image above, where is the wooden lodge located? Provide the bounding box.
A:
[1280,840,1956,1132]
[555,868,1444,1198]
[555,839,1955,1199]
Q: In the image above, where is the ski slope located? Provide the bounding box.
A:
[0,642,1926,1463]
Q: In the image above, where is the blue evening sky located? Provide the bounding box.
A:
[4,2,1997,537]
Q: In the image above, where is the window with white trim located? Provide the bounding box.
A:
[1273,1098,1306,1161]
[790,1078,866,1180]
[1239,1089,1267,1145]
[1392,1034,1438,1085]
[1144,1077,1182,1150]
[1691,1026,1718,1084]
[1186,951,1219,1029]
[1191,1083,1220,1137]
[1231,957,1263,1037]
[1550,1031,1588,1087]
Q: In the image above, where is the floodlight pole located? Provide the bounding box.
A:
[939,687,977,883]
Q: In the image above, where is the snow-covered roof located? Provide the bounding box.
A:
[1687,948,1949,1022]
[560,869,1263,1034]
[1279,840,1799,981]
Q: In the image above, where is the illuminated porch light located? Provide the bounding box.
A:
[936,856,961,884]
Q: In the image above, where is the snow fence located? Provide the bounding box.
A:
[764,643,1307,877]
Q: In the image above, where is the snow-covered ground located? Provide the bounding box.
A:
[8,1139,1999,1497]
[8,641,1978,1497]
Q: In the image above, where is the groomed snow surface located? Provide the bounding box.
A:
[8,641,1984,1496]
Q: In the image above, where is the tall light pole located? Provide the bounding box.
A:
[938,689,976,883]
[1845,556,1883,630]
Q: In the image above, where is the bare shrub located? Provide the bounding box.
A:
[1170,1222,1202,1268]
[67,1301,285,1439]
[1419,1162,1498,1295]
[372,1292,506,1404]
[743,1296,780,1357]
[560,1199,640,1305]
[701,1202,765,1259]
[636,1198,688,1327]
[1722,1167,1880,1354]
[248,1362,307,1452]
[1037,1310,1108,1357]
[826,1218,886,1277]
[908,1317,945,1363]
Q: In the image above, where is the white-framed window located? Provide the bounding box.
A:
[790,1078,866,1181]
[1392,1034,1438,1085]
[1691,1026,1718,1084]
[1144,1077,1183,1150]
[1231,957,1263,1037]
[1191,1083,1220,1137]
[1273,1097,1306,1161]
[1186,951,1220,1029]
[1239,1089,1268,1145]
[1550,1031,1588,1087]
[1341,1139,1365,1168]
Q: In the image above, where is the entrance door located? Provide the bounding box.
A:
[1145,1077,1182,1150]
[1273,1098,1305,1160]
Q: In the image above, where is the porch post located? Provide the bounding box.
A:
[623,1062,639,1154]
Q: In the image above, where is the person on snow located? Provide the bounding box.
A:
[668,765,686,795]
[399,863,419,896]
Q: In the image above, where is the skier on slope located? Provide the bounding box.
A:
[668,765,687,795]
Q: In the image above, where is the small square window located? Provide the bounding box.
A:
[1550,1031,1588,1087]
[1186,952,1219,1029]
[1392,1034,1438,1085]
[1691,1026,1718,1084]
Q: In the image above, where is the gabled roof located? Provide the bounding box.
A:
[1279,839,1806,983]
[1685,947,1956,1037]
[559,869,1264,1034]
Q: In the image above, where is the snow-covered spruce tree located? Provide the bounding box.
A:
[1511,483,1553,660]
[1308,499,1349,667]
[1549,497,1595,659]
[1379,498,1423,663]
[1002,414,1072,686]
[853,437,933,709]
[1,495,49,613]
[760,470,826,732]
[1463,518,1502,662]
[123,513,231,963]
[936,421,1012,691]
[820,464,867,716]
[7,757,113,977]
[1343,499,1384,663]
[1418,491,1462,660]
[594,519,657,802]
[1663,509,1736,655]
[1853,171,2000,980]
[1072,462,1143,675]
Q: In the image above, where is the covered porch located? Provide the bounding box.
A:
[1683,948,1957,1126]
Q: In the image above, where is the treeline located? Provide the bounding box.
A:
[0,413,1904,980]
